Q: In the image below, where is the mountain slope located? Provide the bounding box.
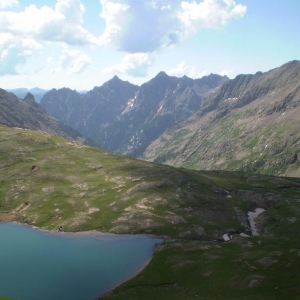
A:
[142,61,300,177]
[0,125,300,300]
[0,89,86,142]
[40,73,228,155]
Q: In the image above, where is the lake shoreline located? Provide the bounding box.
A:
[0,221,163,300]
[6,220,165,240]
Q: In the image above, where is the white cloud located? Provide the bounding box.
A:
[104,53,155,77]
[98,0,246,77]
[99,0,130,47]
[0,47,25,75]
[46,56,54,63]
[0,33,42,74]
[59,49,91,74]
[0,0,98,77]
[167,61,196,77]
[0,1,98,46]
[99,0,180,52]
[161,5,171,10]
[0,0,247,79]
[0,0,19,9]
[21,39,43,55]
[99,0,247,53]
[178,0,247,39]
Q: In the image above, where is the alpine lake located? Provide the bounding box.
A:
[0,222,161,300]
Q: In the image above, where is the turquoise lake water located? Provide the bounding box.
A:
[0,223,161,300]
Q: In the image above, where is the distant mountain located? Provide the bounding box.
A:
[41,76,140,147]
[40,73,228,156]
[6,87,50,103]
[100,73,228,156]
[142,60,300,177]
[0,89,87,143]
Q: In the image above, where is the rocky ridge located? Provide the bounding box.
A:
[142,61,300,177]
[0,89,86,143]
[40,73,228,156]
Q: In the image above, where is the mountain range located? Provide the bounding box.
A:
[37,60,300,177]
[40,73,228,157]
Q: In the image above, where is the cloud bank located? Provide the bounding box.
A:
[60,49,92,74]
[100,0,246,76]
[104,53,155,77]
[99,0,247,53]
[0,0,19,9]
[0,0,96,74]
[0,0,246,78]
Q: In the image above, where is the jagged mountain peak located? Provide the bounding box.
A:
[49,87,69,92]
[146,71,174,87]
[24,92,35,102]
[181,75,194,84]
[112,75,120,80]
[105,75,122,84]
[154,71,170,79]
[23,92,38,107]
[107,75,128,84]
[100,75,139,90]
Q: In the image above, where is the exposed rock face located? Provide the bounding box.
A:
[103,73,228,156]
[41,76,139,149]
[40,73,228,156]
[0,89,85,142]
[142,60,300,177]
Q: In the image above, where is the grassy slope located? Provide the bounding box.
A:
[143,106,300,178]
[0,125,300,299]
[0,125,247,238]
[102,173,300,299]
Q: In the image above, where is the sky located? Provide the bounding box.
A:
[0,0,299,90]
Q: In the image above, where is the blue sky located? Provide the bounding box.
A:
[0,0,299,90]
